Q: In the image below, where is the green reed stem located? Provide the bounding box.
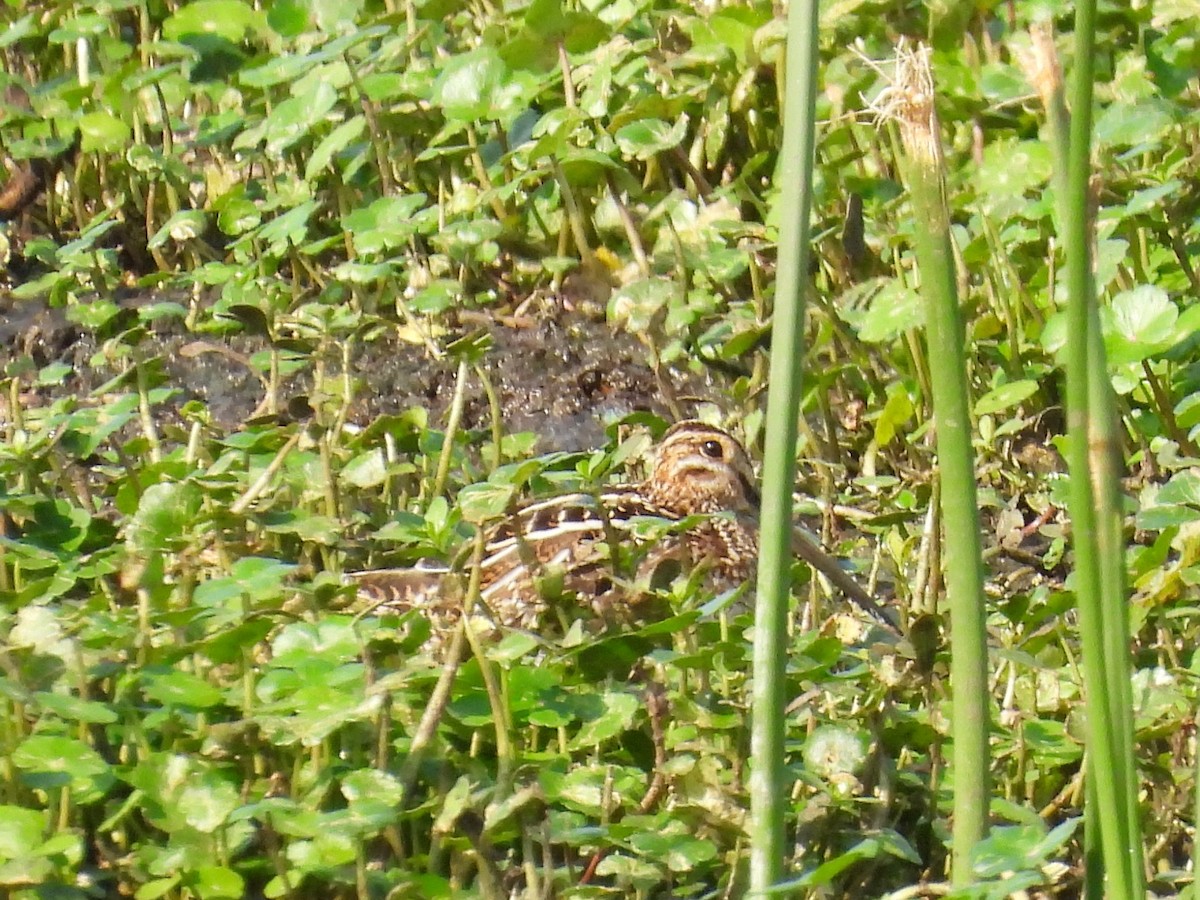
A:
[892,47,989,884]
[1055,4,1145,894]
[749,0,819,890]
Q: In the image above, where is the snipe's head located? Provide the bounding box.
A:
[646,421,760,516]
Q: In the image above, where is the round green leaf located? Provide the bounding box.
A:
[615,117,688,161]
[561,11,609,53]
[309,0,368,31]
[975,139,1052,218]
[341,449,387,489]
[143,670,225,709]
[136,876,182,899]
[342,193,429,255]
[270,620,361,664]
[34,692,119,725]
[433,48,508,123]
[78,111,131,153]
[264,81,339,156]
[0,806,46,858]
[974,379,1039,416]
[125,481,202,555]
[267,0,309,37]
[972,819,1081,879]
[11,736,112,798]
[1176,393,1200,430]
[694,9,763,62]
[458,481,516,525]
[262,511,341,544]
[305,115,367,180]
[1104,284,1177,364]
[217,198,261,236]
[1136,504,1200,531]
[856,280,923,342]
[557,147,623,187]
[163,0,264,43]
[628,831,718,872]
[1111,285,1176,345]
[1157,469,1200,506]
[149,210,209,248]
[179,774,240,832]
[1094,99,1175,147]
[594,852,660,885]
[48,14,109,42]
[608,277,674,332]
[341,769,405,807]
[570,691,638,748]
[525,0,566,36]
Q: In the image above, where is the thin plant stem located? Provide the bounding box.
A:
[1054,2,1145,893]
[884,44,990,883]
[230,431,302,517]
[474,362,503,472]
[748,0,819,889]
[135,356,162,465]
[466,123,508,221]
[550,156,595,269]
[398,624,467,803]
[343,50,395,197]
[431,358,470,503]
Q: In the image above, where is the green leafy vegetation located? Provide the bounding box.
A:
[2,0,1199,896]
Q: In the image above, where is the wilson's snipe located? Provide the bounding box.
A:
[346,421,896,642]
[347,421,760,637]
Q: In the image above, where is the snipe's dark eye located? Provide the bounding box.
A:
[701,439,724,459]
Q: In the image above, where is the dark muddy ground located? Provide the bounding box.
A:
[0,291,713,451]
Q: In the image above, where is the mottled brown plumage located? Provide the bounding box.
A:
[346,421,761,641]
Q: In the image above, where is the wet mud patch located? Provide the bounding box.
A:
[1,292,714,451]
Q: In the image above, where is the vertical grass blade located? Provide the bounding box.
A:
[1026,16,1145,899]
[884,46,990,883]
[1054,1,1146,893]
[748,0,820,890]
